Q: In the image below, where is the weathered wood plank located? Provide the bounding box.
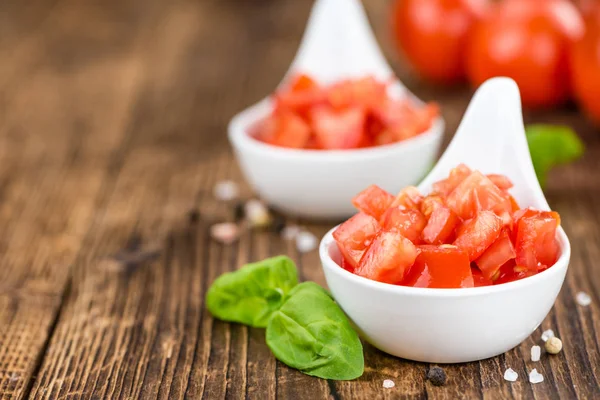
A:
[0,1,154,398]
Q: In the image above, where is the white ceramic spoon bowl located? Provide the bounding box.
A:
[228,0,444,219]
[319,78,571,363]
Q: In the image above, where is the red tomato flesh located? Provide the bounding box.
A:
[257,74,439,150]
[379,208,427,243]
[432,163,472,197]
[447,170,510,220]
[422,205,459,245]
[333,212,380,269]
[454,210,503,261]
[311,106,367,149]
[515,211,559,272]
[356,230,419,284]
[402,245,474,288]
[471,267,493,287]
[391,186,423,210]
[475,230,516,280]
[334,164,561,288]
[352,185,394,220]
[257,111,311,148]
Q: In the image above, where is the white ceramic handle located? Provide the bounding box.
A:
[286,0,400,86]
[419,77,548,209]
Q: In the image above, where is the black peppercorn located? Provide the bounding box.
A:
[427,366,447,386]
[233,201,245,222]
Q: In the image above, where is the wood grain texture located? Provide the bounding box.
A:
[0,0,598,398]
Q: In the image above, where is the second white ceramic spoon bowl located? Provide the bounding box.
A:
[319,78,571,363]
[228,0,444,219]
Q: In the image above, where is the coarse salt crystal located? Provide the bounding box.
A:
[210,222,239,244]
[541,329,554,342]
[281,225,301,240]
[529,368,544,384]
[296,231,318,253]
[213,180,239,201]
[504,368,518,382]
[531,345,541,362]
[382,379,395,388]
[576,291,592,306]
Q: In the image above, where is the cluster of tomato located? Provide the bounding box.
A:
[253,74,439,150]
[333,164,561,288]
[392,0,600,122]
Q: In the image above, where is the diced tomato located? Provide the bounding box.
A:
[373,129,397,146]
[391,186,423,209]
[289,74,319,92]
[311,106,366,149]
[471,267,493,287]
[475,230,516,280]
[446,171,511,220]
[515,212,560,272]
[513,208,561,227]
[422,205,459,245]
[508,195,520,212]
[341,256,355,272]
[257,111,311,148]
[420,194,445,218]
[352,185,394,220]
[453,211,503,261]
[432,164,472,196]
[379,208,427,243]
[494,261,533,285]
[355,230,418,284]
[274,88,326,115]
[333,212,380,268]
[487,174,514,190]
[402,245,473,288]
[326,76,387,111]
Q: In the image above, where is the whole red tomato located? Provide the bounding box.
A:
[571,7,600,124]
[465,0,584,109]
[392,0,489,85]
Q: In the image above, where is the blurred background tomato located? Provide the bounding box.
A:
[392,0,490,85]
[392,0,599,121]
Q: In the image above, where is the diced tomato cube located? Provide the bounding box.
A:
[355,230,418,284]
[453,211,503,261]
[487,174,514,190]
[373,129,397,146]
[432,164,472,196]
[420,194,445,218]
[508,195,520,212]
[258,111,311,149]
[379,208,427,243]
[311,106,367,149]
[471,267,493,287]
[352,185,394,220]
[289,74,319,92]
[341,257,355,272]
[333,212,380,269]
[446,171,510,220]
[326,76,387,111]
[402,245,474,288]
[494,261,533,285]
[475,230,516,280]
[390,186,423,210]
[515,211,560,272]
[422,205,459,245]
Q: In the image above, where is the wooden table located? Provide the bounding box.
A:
[0,0,599,398]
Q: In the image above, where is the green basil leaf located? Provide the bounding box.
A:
[266,282,364,380]
[206,255,298,328]
[526,124,585,188]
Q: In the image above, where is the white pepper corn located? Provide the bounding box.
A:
[545,336,563,354]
